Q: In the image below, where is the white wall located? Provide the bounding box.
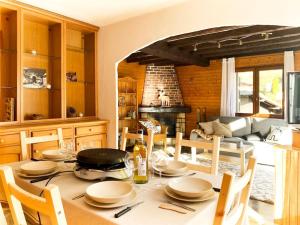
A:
[99,0,300,148]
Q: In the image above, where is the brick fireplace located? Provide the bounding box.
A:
[139,64,191,137]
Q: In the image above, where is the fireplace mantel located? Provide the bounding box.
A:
[138,106,191,113]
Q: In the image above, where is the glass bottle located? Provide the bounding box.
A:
[133,129,148,184]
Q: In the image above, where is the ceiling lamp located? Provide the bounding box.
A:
[217,42,221,48]
[239,39,243,45]
[193,44,198,51]
[261,32,272,40]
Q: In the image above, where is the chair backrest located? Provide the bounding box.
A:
[214,157,257,225]
[0,203,7,225]
[120,127,154,156]
[174,132,220,175]
[20,128,64,160]
[0,166,67,225]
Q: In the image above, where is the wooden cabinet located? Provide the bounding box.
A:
[0,120,108,164]
[118,77,138,133]
[0,1,99,125]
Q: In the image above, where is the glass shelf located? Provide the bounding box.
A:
[23,51,61,60]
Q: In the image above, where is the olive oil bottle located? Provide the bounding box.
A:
[133,129,148,184]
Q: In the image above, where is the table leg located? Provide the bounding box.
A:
[240,152,246,176]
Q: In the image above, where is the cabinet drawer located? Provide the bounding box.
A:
[0,133,20,147]
[0,146,22,164]
[31,128,73,139]
[76,125,106,136]
[76,134,107,151]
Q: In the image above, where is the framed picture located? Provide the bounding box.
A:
[23,68,47,88]
[66,72,77,82]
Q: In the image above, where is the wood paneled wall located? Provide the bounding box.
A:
[118,61,146,105]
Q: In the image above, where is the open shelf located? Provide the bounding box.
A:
[0,7,18,123]
[22,14,62,121]
[66,26,96,118]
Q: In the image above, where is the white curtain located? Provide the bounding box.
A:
[284,51,295,121]
[220,58,236,116]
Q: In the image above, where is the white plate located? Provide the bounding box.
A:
[42,150,66,160]
[15,168,60,178]
[164,186,216,202]
[168,177,212,198]
[84,190,137,208]
[86,181,133,204]
[20,161,58,175]
[160,161,187,174]
[154,168,188,177]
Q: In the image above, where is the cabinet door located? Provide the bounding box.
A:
[0,146,22,164]
[76,134,107,151]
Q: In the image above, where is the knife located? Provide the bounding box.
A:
[114,201,144,218]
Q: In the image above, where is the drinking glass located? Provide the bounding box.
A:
[150,152,168,187]
[59,139,75,159]
[124,152,136,185]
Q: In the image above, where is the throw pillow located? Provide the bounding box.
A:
[212,121,232,138]
[139,120,161,134]
[191,129,213,141]
[266,125,292,145]
[198,119,219,135]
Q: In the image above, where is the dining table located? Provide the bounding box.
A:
[5,160,223,225]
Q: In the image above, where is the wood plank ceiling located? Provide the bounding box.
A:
[126,25,300,67]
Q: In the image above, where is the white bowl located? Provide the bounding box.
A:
[161,161,187,174]
[168,177,212,198]
[20,161,58,175]
[86,181,133,204]
[42,150,65,160]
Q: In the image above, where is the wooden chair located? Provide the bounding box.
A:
[138,119,168,151]
[0,166,67,225]
[20,128,64,160]
[0,203,7,225]
[214,157,257,225]
[174,132,221,175]
[120,127,154,156]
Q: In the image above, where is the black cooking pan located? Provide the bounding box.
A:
[76,148,126,170]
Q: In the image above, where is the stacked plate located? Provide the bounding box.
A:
[84,181,136,208]
[154,161,188,177]
[164,177,216,202]
[17,161,59,178]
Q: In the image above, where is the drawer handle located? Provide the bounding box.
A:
[0,139,4,143]
[89,128,93,132]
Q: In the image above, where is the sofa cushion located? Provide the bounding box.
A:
[252,117,288,138]
[242,132,263,141]
[213,121,232,137]
[217,116,251,137]
[265,125,292,145]
[198,119,219,135]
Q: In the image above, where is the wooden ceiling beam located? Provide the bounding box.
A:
[206,41,300,59]
[194,35,300,55]
[168,25,289,47]
[126,55,158,63]
[141,42,209,67]
[138,57,176,65]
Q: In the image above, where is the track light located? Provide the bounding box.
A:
[239,39,243,45]
[193,44,197,52]
[261,32,272,40]
[217,42,221,48]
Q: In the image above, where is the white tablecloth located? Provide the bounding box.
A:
[9,162,223,225]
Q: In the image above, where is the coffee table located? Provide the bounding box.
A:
[220,142,254,175]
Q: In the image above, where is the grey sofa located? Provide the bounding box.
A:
[190,116,288,166]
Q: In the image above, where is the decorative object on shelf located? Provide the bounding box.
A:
[26,113,45,120]
[4,97,14,121]
[66,72,77,82]
[158,89,170,107]
[67,106,77,118]
[23,68,48,89]
[118,96,125,106]
[79,112,84,117]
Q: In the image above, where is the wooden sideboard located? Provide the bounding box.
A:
[0,119,108,164]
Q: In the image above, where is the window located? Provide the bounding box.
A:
[236,66,283,118]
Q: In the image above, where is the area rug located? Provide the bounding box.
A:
[181,155,275,204]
